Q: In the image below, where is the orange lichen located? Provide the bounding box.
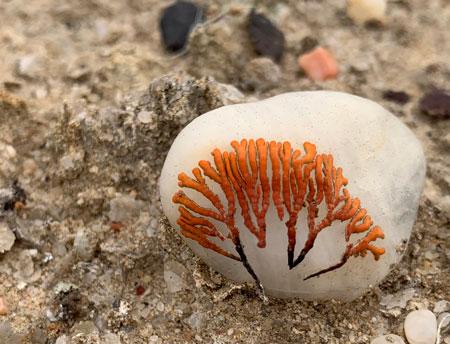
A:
[172,138,385,281]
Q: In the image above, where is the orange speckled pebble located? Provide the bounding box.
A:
[298,47,339,81]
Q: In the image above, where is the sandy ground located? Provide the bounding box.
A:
[0,0,449,343]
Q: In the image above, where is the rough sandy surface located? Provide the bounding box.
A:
[0,0,449,343]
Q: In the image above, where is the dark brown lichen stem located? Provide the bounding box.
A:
[304,226,385,280]
[303,255,349,281]
[291,248,308,268]
[234,238,265,296]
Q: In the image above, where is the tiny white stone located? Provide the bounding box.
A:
[381,288,415,310]
[404,309,437,344]
[109,194,144,223]
[149,335,160,344]
[0,223,15,253]
[161,91,425,300]
[60,155,74,170]
[156,302,164,312]
[4,145,16,159]
[103,332,121,344]
[184,311,205,330]
[55,335,70,344]
[164,260,188,293]
[371,334,405,344]
[434,300,450,314]
[16,55,41,78]
[137,110,153,124]
[347,0,387,25]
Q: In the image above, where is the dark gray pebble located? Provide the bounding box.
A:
[382,90,411,105]
[247,9,285,63]
[160,1,203,53]
[420,89,450,118]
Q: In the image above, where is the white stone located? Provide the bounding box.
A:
[55,335,70,344]
[160,91,426,300]
[380,288,415,310]
[109,194,144,223]
[103,332,121,344]
[164,260,188,293]
[16,55,41,78]
[149,335,161,344]
[137,110,153,124]
[438,313,450,339]
[184,311,205,330]
[434,300,450,314]
[347,0,387,25]
[371,334,405,344]
[404,310,437,344]
[73,230,94,260]
[0,223,15,254]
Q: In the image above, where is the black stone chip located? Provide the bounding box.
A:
[160,1,203,53]
[247,9,285,63]
[382,90,411,105]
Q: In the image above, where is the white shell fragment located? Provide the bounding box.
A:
[347,0,387,25]
[404,309,437,344]
[160,91,426,300]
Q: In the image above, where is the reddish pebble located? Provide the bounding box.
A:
[298,47,339,81]
[419,89,450,118]
[136,286,145,296]
[0,297,8,315]
[110,221,125,232]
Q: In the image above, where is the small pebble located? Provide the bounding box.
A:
[135,285,145,296]
[0,297,8,315]
[22,159,38,176]
[437,313,450,344]
[0,321,21,344]
[434,300,450,314]
[103,332,121,344]
[383,90,411,105]
[347,0,387,25]
[404,309,437,344]
[160,1,203,52]
[73,230,94,260]
[371,334,405,344]
[29,328,47,344]
[137,110,153,124]
[149,335,160,344]
[247,9,285,62]
[16,55,41,79]
[243,57,281,91]
[0,223,15,253]
[298,46,339,81]
[164,260,188,293]
[109,194,144,223]
[380,288,415,310]
[184,311,205,330]
[55,335,70,344]
[419,89,450,118]
[156,302,164,312]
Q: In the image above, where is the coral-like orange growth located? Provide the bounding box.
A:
[172,138,385,280]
